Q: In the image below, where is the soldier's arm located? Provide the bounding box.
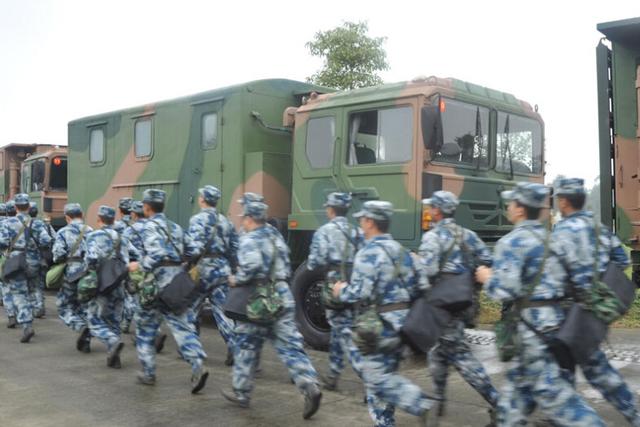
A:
[306,228,328,271]
[0,221,10,250]
[338,250,376,304]
[608,229,630,268]
[551,225,592,294]
[84,233,100,270]
[466,230,492,267]
[119,234,131,264]
[183,215,205,259]
[36,222,52,248]
[485,239,522,301]
[235,236,262,284]
[418,231,441,277]
[226,225,239,271]
[139,224,165,273]
[52,230,68,263]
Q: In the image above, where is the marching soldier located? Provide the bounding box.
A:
[114,197,133,234]
[53,203,93,352]
[476,182,604,426]
[84,205,128,368]
[222,200,322,419]
[28,202,49,318]
[0,194,51,342]
[185,185,238,366]
[553,178,640,426]
[128,189,209,393]
[306,192,363,391]
[119,199,141,335]
[0,202,17,326]
[332,201,438,426]
[419,191,498,424]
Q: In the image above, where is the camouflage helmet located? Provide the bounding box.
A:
[0,203,6,215]
[422,191,459,214]
[118,197,133,212]
[199,185,221,205]
[64,203,83,216]
[6,201,17,216]
[143,189,166,204]
[353,200,394,221]
[553,177,586,196]
[98,205,116,221]
[130,201,144,216]
[323,192,352,208]
[501,182,549,208]
[14,193,29,207]
[241,201,268,220]
[237,192,264,205]
[29,202,38,217]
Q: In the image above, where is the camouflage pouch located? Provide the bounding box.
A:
[352,306,384,354]
[494,305,520,362]
[246,280,285,324]
[139,274,158,309]
[586,279,625,324]
[321,281,345,310]
[77,271,98,303]
[127,270,146,294]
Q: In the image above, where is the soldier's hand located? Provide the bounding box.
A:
[475,266,492,284]
[332,281,346,298]
[228,275,236,287]
[128,261,140,272]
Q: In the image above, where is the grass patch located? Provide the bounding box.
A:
[478,290,640,328]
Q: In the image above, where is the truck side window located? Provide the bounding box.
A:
[433,99,489,167]
[347,106,413,165]
[89,128,105,164]
[135,118,153,158]
[306,116,335,168]
[31,160,45,192]
[202,113,218,149]
[496,113,543,175]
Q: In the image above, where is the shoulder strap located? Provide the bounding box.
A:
[68,225,88,259]
[8,219,28,253]
[438,225,462,271]
[100,229,121,259]
[149,219,183,259]
[519,228,550,304]
[267,236,278,282]
[334,222,357,281]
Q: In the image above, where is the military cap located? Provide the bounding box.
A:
[142,189,166,204]
[554,177,586,196]
[353,200,394,221]
[131,201,144,215]
[324,192,352,208]
[118,197,133,211]
[501,182,549,209]
[199,185,221,205]
[241,201,268,220]
[237,192,264,205]
[64,203,83,216]
[29,202,38,216]
[422,191,459,214]
[6,201,16,215]
[0,203,6,215]
[14,193,30,206]
[98,205,116,220]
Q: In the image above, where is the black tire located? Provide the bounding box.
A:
[292,261,330,350]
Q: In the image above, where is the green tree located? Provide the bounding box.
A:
[306,21,389,90]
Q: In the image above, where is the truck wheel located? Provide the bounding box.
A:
[292,261,330,350]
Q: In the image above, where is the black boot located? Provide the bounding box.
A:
[20,326,35,343]
[137,371,156,386]
[303,384,322,420]
[224,348,234,366]
[7,316,16,329]
[191,365,209,394]
[76,327,91,352]
[155,333,167,353]
[320,374,338,391]
[221,389,250,408]
[107,342,124,368]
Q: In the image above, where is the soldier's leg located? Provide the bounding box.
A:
[232,320,265,400]
[271,311,320,393]
[581,348,640,426]
[163,309,207,374]
[121,292,136,331]
[10,277,33,329]
[428,340,452,402]
[108,288,125,337]
[135,306,162,378]
[2,281,16,319]
[56,281,86,331]
[365,390,396,427]
[327,312,346,379]
[496,364,535,426]
[448,339,499,406]
[28,275,44,315]
[86,294,120,350]
[210,283,235,347]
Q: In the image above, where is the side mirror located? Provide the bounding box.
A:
[421,105,443,151]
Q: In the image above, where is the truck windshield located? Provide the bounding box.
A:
[49,156,67,191]
[496,113,543,175]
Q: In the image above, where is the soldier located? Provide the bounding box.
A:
[0,202,16,325]
[185,185,238,366]
[28,202,49,318]
[53,203,93,352]
[84,205,128,368]
[221,200,322,420]
[306,192,364,391]
[418,191,498,423]
[332,201,437,427]
[553,178,640,426]
[113,197,133,234]
[0,193,51,342]
[6,200,16,217]
[476,182,604,426]
[128,189,209,393]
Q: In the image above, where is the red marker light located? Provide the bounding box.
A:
[53,157,62,166]
[439,99,446,113]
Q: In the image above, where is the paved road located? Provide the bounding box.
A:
[1,293,639,426]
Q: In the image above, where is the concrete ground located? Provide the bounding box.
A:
[1,293,639,426]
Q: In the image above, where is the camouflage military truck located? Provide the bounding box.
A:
[597,18,640,281]
[0,143,68,228]
[68,78,544,348]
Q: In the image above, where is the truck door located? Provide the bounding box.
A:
[338,99,420,241]
[178,100,224,225]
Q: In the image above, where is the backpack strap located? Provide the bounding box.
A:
[334,221,357,281]
[149,219,183,261]
[7,219,28,253]
[438,225,463,272]
[67,225,88,260]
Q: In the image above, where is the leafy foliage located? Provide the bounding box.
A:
[306,21,389,90]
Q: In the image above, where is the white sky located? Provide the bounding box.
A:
[1,0,639,186]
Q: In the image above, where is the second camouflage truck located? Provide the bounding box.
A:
[68,77,544,348]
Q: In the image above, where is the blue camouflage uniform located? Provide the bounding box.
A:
[53,204,92,333]
[84,205,129,352]
[553,178,640,427]
[121,201,145,331]
[185,185,238,352]
[27,202,50,317]
[338,201,434,427]
[134,189,207,381]
[419,191,498,410]
[0,194,51,338]
[307,192,364,386]
[0,203,16,322]
[485,182,604,426]
[113,197,133,235]
[230,201,320,402]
